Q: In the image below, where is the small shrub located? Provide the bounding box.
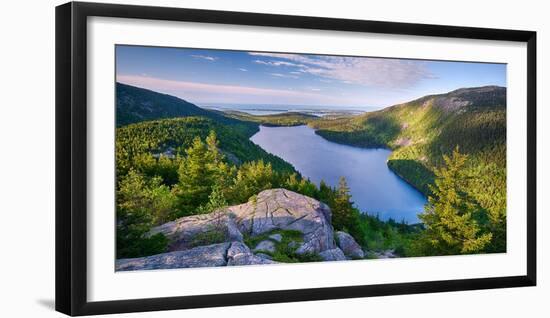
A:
[394,244,406,257]
[117,233,169,259]
[364,252,379,259]
[190,227,227,247]
[244,229,322,263]
[295,252,323,262]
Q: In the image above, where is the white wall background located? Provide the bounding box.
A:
[0,0,546,317]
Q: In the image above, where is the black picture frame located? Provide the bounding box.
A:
[55,1,537,316]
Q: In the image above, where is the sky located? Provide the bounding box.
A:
[116,45,506,110]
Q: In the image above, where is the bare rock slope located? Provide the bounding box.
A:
[116,189,364,271]
[228,188,336,255]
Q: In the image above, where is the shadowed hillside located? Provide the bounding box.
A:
[309,86,507,252]
[116,82,258,134]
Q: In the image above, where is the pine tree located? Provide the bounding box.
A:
[205,130,224,166]
[417,147,492,255]
[284,173,300,192]
[148,177,177,225]
[317,180,335,207]
[116,170,169,258]
[204,130,236,200]
[332,177,355,231]
[196,185,229,214]
[174,136,214,215]
[330,177,366,246]
[230,160,275,203]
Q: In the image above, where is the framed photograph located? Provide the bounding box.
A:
[55,1,536,316]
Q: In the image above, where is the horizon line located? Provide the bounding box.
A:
[116,81,506,110]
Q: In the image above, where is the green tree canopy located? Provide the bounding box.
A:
[174,136,216,215]
[417,147,492,255]
[116,170,172,258]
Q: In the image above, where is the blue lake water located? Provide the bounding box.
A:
[250,125,427,223]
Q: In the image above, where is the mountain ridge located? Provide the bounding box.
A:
[116,82,257,131]
[310,85,506,149]
[309,85,506,252]
[395,85,507,112]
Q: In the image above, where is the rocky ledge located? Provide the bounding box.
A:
[116,189,366,271]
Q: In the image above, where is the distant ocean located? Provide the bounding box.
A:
[198,103,376,116]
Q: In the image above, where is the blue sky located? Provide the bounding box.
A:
[116,45,506,109]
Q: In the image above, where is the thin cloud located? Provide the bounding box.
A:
[269,73,298,79]
[254,59,305,68]
[248,52,435,88]
[117,74,383,106]
[117,74,325,101]
[239,68,248,72]
[191,55,218,61]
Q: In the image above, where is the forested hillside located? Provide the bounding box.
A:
[117,82,257,131]
[116,116,296,181]
[223,110,318,127]
[115,83,298,176]
[310,86,507,252]
[114,85,314,258]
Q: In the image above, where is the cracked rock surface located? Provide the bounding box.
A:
[116,189,346,270]
[228,188,336,255]
[115,243,231,271]
[149,210,243,251]
[226,241,278,266]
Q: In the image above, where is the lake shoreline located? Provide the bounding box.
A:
[262,124,429,199]
[304,126,429,198]
[250,125,427,223]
